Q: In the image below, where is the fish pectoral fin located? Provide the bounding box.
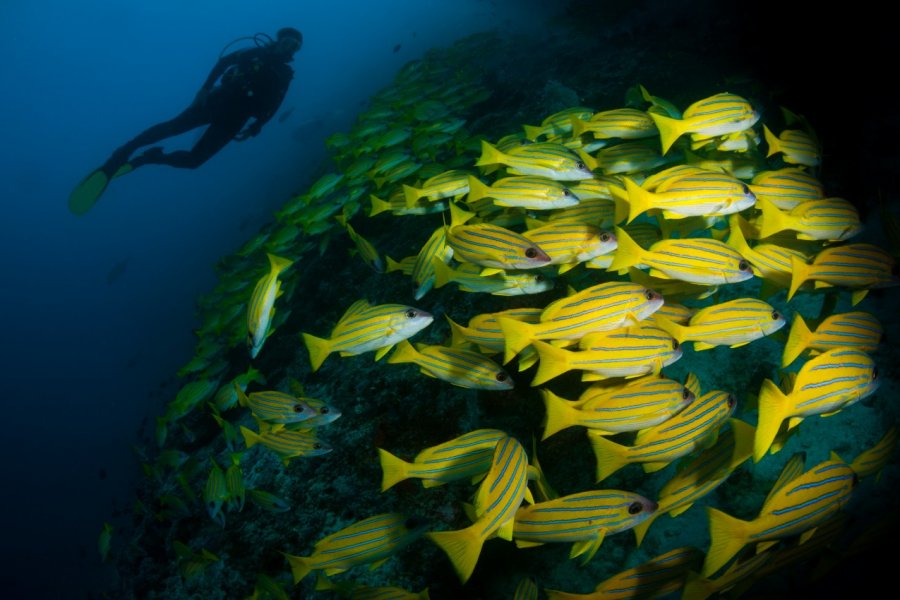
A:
[799,527,818,545]
[729,341,751,349]
[374,345,395,361]
[497,518,515,541]
[692,341,716,351]
[514,539,543,549]
[480,267,503,277]
[367,558,390,571]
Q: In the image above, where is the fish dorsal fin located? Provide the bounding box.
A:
[338,299,372,324]
[763,451,806,507]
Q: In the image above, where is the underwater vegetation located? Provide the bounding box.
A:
[108,24,899,600]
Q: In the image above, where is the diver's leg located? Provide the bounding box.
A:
[130,118,246,169]
[101,104,209,174]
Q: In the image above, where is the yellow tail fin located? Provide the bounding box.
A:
[649,112,687,155]
[540,389,580,440]
[754,378,790,462]
[427,524,484,584]
[497,317,536,364]
[782,313,812,367]
[787,255,812,301]
[377,448,412,491]
[284,553,313,583]
[531,340,572,386]
[607,226,646,272]
[588,431,630,481]
[301,333,332,372]
[702,507,750,577]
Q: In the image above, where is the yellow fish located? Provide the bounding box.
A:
[702,453,856,576]
[301,299,433,371]
[247,253,293,359]
[650,92,760,154]
[754,348,880,462]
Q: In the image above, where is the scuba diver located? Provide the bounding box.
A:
[69,27,303,215]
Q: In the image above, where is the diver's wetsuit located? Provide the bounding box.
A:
[102,44,294,173]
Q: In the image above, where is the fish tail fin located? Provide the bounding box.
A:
[763,124,781,158]
[787,255,811,301]
[782,313,812,367]
[369,194,391,217]
[267,253,293,274]
[403,184,423,208]
[283,552,313,584]
[531,340,573,386]
[588,431,630,481]
[702,507,750,577]
[239,425,261,449]
[386,338,418,364]
[466,175,490,204]
[654,314,687,344]
[385,255,405,273]
[427,524,483,584]
[377,448,412,491]
[540,388,580,440]
[522,123,543,141]
[445,315,468,347]
[754,378,790,462]
[431,257,453,289]
[234,382,250,408]
[607,226,645,272]
[649,112,686,155]
[497,317,536,364]
[301,333,332,372]
[624,176,655,223]
[569,115,588,138]
[475,139,507,168]
[757,197,790,240]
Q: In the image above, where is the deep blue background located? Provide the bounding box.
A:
[0,1,560,596]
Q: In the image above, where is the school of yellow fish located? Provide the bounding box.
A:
[121,32,898,599]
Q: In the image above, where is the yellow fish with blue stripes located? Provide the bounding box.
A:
[650,92,760,154]
[475,140,595,180]
[427,435,535,583]
[701,452,856,576]
[782,310,882,367]
[540,375,695,440]
[387,339,514,390]
[284,512,428,583]
[498,280,664,363]
[653,297,786,351]
[377,428,507,491]
[247,253,293,359]
[512,489,658,563]
[301,299,433,371]
[590,389,736,480]
[610,226,755,286]
[754,348,880,462]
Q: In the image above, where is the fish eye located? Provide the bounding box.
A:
[741,183,750,194]
[738,259,751,271]
[525,247,538,259]
[496,371,509,382]
[600,232,611,242]
[644,289,657,301]
[313,442,322,450]
[562,187,572,196]
[405,308,417,318]
[771,311,781,320]
[682,388,692,400]
[320,406,330,414]
[628,501,643,515]
[576,161,587,170]
[726,394,736,408]
[672,339,679,350]
[872,367,878,381]
[293,404,306,413]
[534,274,544,282]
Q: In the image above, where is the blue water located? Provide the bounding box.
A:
[0,1,558,596]
[3,1,898,598]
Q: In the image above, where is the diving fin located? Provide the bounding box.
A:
[68,163,133,215]
[68,168,110,215]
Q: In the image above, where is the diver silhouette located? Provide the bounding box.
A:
[69,27,303,215]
